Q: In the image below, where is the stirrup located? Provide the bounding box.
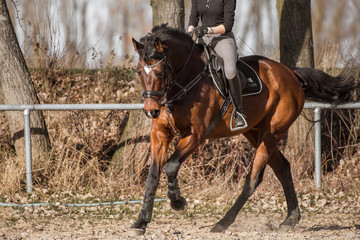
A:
[230,109,248,131]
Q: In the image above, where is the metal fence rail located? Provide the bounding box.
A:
[0,103,144,193]
[303,102,360,189]
[0,102,359,192]
[0,103,144,111]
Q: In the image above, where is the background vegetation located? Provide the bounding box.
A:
[0,0,359,200]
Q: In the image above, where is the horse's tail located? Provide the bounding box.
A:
[292,67,359,104]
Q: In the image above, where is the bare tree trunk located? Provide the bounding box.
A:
[277,0,314,68]
[60,1,78,68]
[0,0,50,161]
[276,0,314,171]
[151,0,185,30]
[122,3,130,57]
[79,2,88,68]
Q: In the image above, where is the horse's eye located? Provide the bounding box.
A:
[156,72,165,79]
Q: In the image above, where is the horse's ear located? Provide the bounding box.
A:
[132,38,144,54]
[154,38,167,53]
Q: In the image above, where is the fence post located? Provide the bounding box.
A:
[24,108,32,193]
[314,107,322,189]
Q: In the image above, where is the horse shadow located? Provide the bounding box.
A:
[306,224,360,232]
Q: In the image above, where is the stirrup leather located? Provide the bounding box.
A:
[230,109,248,131]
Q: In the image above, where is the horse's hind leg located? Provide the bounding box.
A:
[268,149,300,227]
[211,137,272,232]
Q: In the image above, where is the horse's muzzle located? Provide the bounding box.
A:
[143,109,160,118]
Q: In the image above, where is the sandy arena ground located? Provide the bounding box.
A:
[1,189,359,240]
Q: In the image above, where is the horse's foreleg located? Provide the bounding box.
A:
[166,162,188,211]
[130,128,171,235]
[165,135,201,211]
[130,161,160,233]
[268,149,300,227]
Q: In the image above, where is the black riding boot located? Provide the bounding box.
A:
[228,73,247,129]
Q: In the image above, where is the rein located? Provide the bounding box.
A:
[162,65,207,111]
[161,41,208,136]
[163,64,207,136]
[161,41,205,107]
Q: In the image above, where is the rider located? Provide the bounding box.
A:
[188,0,247,129]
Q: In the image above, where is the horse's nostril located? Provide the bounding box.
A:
[150,110,160,118]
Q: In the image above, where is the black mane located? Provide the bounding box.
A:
[139,24,194,60]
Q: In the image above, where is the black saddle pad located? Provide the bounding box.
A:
[209,54,262,98]
[237,58,262,96]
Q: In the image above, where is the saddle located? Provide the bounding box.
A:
[205,47,262,98]
[203,46,262,136]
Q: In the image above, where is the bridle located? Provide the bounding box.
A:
[139,41,208,135]
[139,58,168,105]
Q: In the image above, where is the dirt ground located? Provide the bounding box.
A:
[0,188,359,240]
[0,211,359,240]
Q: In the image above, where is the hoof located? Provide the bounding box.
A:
[210,223,227,233]
[280,208,301,227]
[170,197,187,211]
[128,228,145,237]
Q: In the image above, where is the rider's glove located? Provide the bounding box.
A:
[193,26,208,38]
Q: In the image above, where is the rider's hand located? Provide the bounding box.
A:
[187,30,194,38]
[193,26,208,38]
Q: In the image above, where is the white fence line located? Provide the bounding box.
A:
[1,102,359,192]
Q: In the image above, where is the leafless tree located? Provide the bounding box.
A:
[0,0,50,160]
[277,0,314,68]
[151,0,185,30]
[276,0,314,159]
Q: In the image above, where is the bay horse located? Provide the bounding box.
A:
[130,24,356,235]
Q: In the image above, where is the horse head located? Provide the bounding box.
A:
[133,24,203,119]
[132,37,169,119]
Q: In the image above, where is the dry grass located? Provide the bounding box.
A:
[0,67,139,197]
